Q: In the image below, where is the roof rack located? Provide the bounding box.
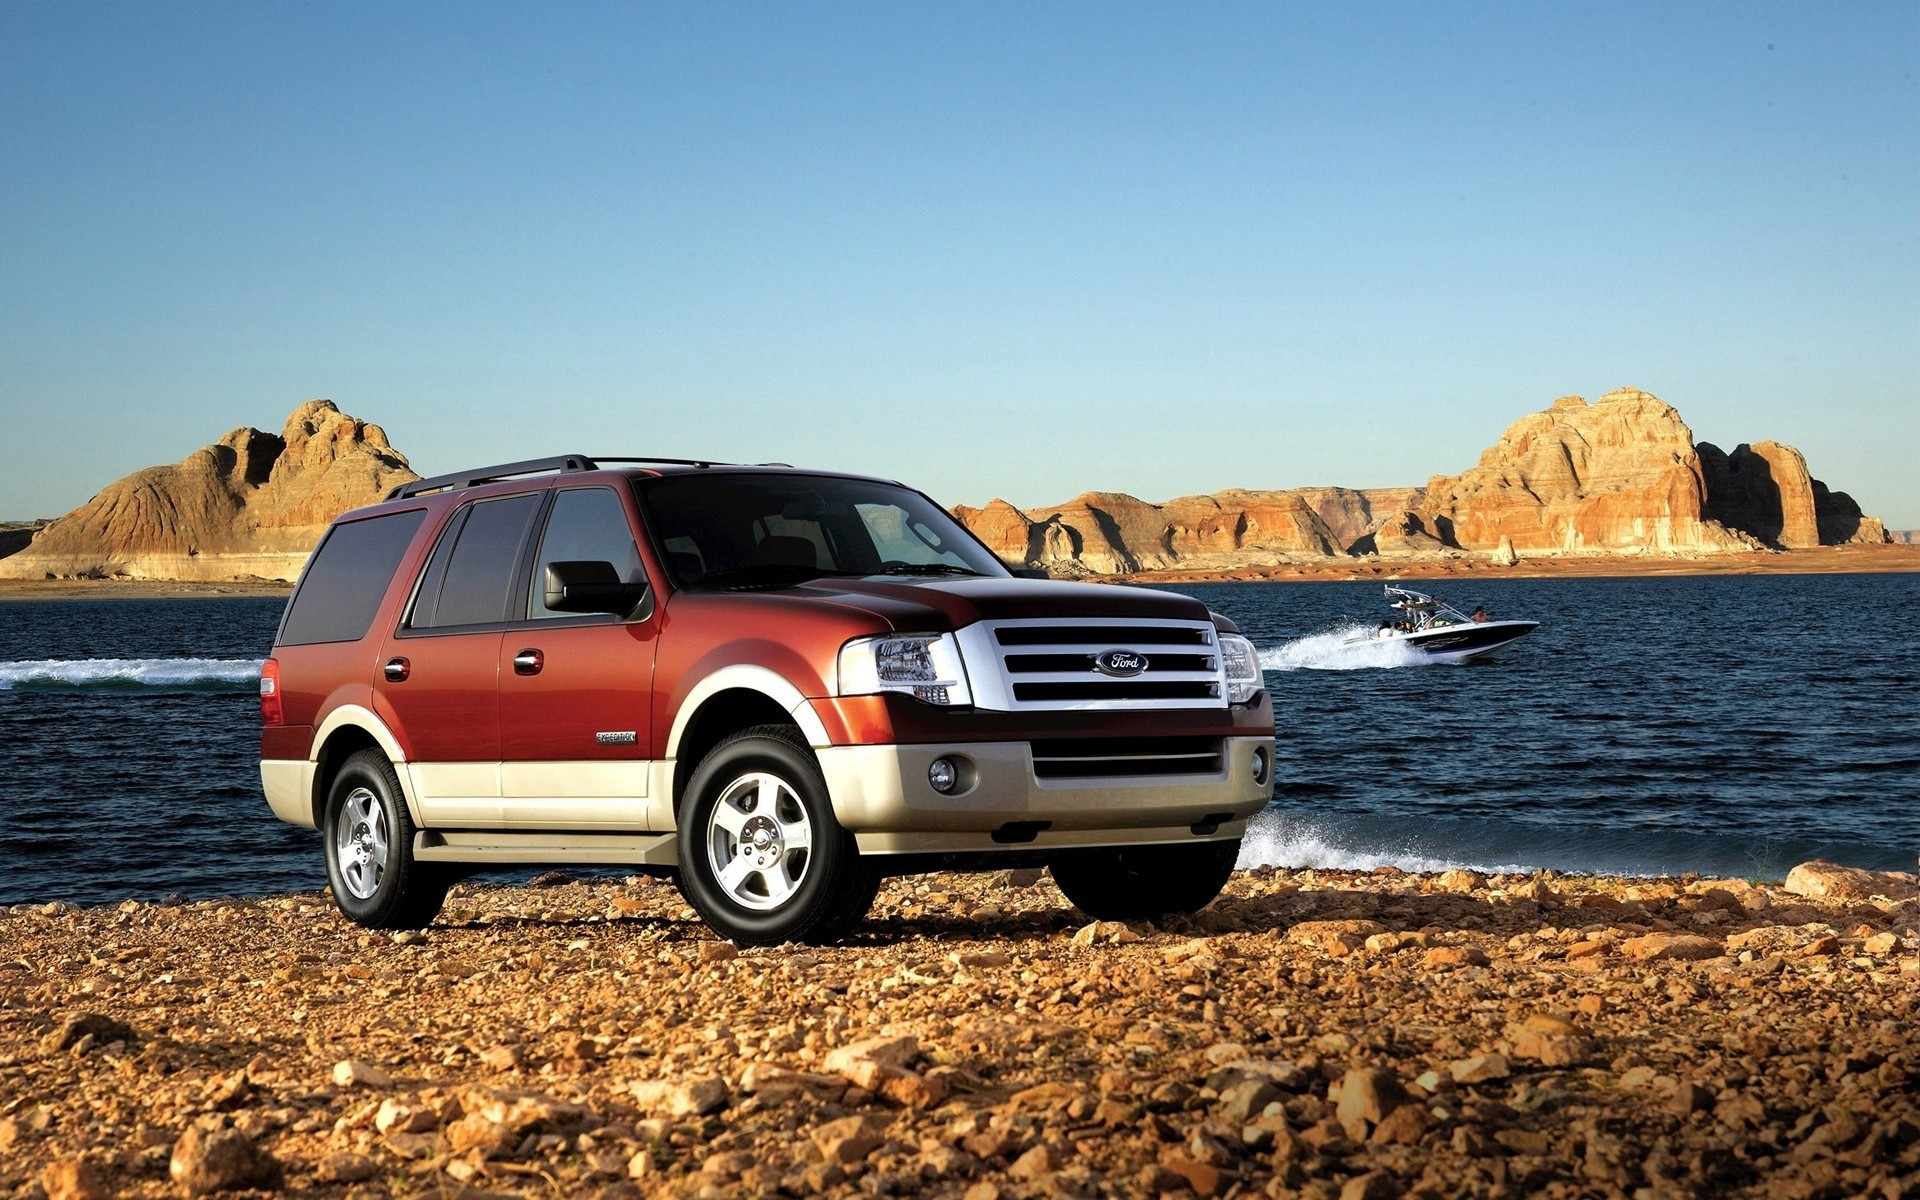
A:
[591,457,721,470]
[387,455,598,500]
[385,455,748,500]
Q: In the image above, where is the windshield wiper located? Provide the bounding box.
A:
[872,563,984,577]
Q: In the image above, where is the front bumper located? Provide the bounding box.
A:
[816,734,1274,855]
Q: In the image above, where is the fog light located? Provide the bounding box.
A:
[1251,746,1271,786]
[928,757,959,794]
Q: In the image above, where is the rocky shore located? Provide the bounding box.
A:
[4,863,1918,1200]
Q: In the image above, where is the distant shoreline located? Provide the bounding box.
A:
[1113,541,1920,585]
[0,542,1914,600]
[0,578,294,601]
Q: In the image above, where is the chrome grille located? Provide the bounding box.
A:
[955,618,1227,712]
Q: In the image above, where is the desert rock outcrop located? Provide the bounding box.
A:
[1415,390,1759,556]
[959,389,1889,574]
[955,489,1345,576]
[0,401,416,582]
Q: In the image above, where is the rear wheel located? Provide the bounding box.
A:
[323,749,449,930]
[1049,839,1240,922]
[675,725,872,946]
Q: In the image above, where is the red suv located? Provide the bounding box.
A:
[260,456,1274,944]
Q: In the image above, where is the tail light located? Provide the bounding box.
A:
[260,657,283,726]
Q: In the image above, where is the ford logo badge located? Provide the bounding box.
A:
[1093,649,1148,677]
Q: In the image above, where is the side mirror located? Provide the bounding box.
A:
[543,561,649,616]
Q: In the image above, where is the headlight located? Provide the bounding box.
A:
[837,633,973,706]
[1219,633,1263,704]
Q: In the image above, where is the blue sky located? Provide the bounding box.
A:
[2,2,1915,526]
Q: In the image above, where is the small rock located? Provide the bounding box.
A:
[1218,1077,1282,1124]
[1159,1150,1227,1196]
[824,1034,919,1071]
[1438,868,1487,892]
[480,1045,524,1071]
[1620,933,1724,962]
[1008,1143,1059,1180]
[630,1076,729,1117]
[1496,1128,1553,1155]
[1784,860,1918,902]
[529,870,576,887]
[40,1158,110,1200]
[316,1152,378,1183]
[446,1114,517,1158]
[952,951,1012,969]
[697,941,739,963]
[1802,935,1842,957]
[375,1097,438,1134]
[1335,1068,1409,1138]
[332,1058,392,1088]
[1449,1054,1511,1084]
[1864,931,1900,955]
[40,1013,137,1054]
[1670,1081,1714,1114]
[169,1122,279,1196]
[1370,1104,1430,1146]
[813,1113,892,1164]
[1005,867,1045,887]
[1422,945,1489,968]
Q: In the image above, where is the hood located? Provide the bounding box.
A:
[718,575,1215,631]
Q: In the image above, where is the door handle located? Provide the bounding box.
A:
[513,649,544,676]
[384,657,410,683]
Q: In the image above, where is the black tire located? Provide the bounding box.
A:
[675,724,868,946]
[1049,839,1241,922]
[322,748,449,930]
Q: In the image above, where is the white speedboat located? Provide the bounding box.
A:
[1346,586,1538,663]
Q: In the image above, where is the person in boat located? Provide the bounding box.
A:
[1376,620,1394,639]
[1471,605,1490,623]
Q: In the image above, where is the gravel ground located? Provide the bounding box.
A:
[3,864,1918,1200]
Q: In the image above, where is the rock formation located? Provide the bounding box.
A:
[1414,390,1760,556]
[958,388,1888,574]
[954,489,1345,576]
[0,401,417,582]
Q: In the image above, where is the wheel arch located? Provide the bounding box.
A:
[310,704,423,827]
[666,666,832,814]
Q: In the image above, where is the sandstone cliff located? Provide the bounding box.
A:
[960,388,1888,574]
[0,401,417,582]
[1413,390,1760,556]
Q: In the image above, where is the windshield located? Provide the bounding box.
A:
[635,472,1009,589]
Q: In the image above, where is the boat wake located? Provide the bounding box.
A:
[1259,624,1430,672]
[0,658,263,692]
[1236,809,1530,875]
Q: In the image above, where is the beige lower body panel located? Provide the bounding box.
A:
[818,735,1273,855]
[261,759,318,828]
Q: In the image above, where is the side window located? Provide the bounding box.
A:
[278,509,426,646]
[409,493,542,629]
[528,488,647,620]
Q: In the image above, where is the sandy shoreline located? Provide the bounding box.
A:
[5,866,1917,1199]
[0,544,1915,601]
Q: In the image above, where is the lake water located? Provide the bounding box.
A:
[1,573,1914,906]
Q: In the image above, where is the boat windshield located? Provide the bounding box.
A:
[1383,586,1473,630]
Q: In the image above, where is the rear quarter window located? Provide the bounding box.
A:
[277,509,427,646]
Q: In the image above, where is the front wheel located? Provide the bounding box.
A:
[323,749,449,930]
[1049,839,1240,922]
[675,725,872,946]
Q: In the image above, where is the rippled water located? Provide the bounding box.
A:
[1,574,1914,905]
[1168,573,1920,880]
